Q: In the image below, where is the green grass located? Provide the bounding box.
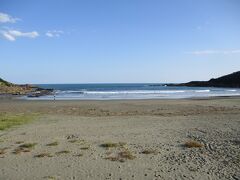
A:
[0,113,37,131]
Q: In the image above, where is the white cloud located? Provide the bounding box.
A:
[186,49,240,55]
[1,30,39,41]
[0,12,19,23]
[45,30,64,38]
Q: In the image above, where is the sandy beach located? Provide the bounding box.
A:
[0,98,240,180]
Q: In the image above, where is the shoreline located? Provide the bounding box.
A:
[1,92,239,101]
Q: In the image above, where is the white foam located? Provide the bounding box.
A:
[195,90,210,93]
[226,90,237,92]
[83,90,186,95]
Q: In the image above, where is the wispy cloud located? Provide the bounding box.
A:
[185,49,240,55]
[0,12,65,41]
[45,30,64,37]
[0,12,19,23]
[1,30,39,41]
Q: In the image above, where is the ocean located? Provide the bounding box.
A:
[24,83,240,100]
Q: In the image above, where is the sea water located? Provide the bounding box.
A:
[25,83,240,100]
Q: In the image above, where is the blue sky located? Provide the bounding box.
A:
[0,0,240,84]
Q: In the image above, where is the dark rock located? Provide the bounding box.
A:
[166,71,240,88]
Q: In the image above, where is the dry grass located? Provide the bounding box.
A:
[43,176,57,180]
[100,142,119,148]
[46,141,59,146]
[13,143,37,154]
[118,150,136,160]
[105,149,136,162]
[56,150,70,155]
[141,149,157,155]
[184,140,203,148]
[80,146,90,150]
[100,142,127,148]
[34,153,53,158]
[0,148,8,155]
[13,147,31,154]
[19,143,37,149]
[15,141,24,144]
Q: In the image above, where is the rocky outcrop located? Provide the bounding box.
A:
[169,71,240,88]
[0,78,53,96]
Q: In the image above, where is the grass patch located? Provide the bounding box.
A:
[184,140,203,148]
[43,176,57,180]
[0,148,8,155]
[141,149,157,155]
[13,143,37,154]
[34,153,53,158]
[56,150,70,155]
[118,150,136,160]
[80,146,90,150]
[100,142,126,148]
[105,149,136,162]
[13,147,31,154]
[15,141,24,144]
[46,141,59,146]
[100,142,119,148]
[0,113,38,131]
[19,143,37,149]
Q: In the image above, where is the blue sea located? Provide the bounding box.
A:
[25,83,240,100]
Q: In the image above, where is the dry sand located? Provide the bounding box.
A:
[0,98,240,180]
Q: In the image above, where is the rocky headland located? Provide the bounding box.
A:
[0,78,53,97]
[167,71,240,88]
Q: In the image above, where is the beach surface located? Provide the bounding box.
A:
[0,98,240,180]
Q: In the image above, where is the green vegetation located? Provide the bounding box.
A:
[15,141,24,144]
[46,141,59,146]
[141,149,157,155]
[34,153,53,158]
[0,78,11,86]
[80,146,90,150]
[56,150,70,155]
[68,139,85,144]
[13,143,37,154]
[19,143,38,149]
[0,113,37,130]
[100,142,126,148]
